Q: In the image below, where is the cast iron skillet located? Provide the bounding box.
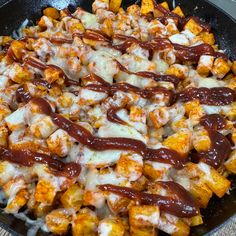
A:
[0,0,235,235]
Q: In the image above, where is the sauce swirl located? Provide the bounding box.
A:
[0,146,81,178]
[107,107,125,125]
[98,182,199,218]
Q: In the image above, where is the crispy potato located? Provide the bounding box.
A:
[43,7,60,19]
[141,0,154,15]
[109,0,122,13]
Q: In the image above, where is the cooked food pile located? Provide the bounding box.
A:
[0,0,236,235]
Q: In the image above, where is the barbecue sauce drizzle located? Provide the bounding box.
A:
[30,97,186,169]
[0,146,81,178]
[198,114,231,168]
[98,182,199,218]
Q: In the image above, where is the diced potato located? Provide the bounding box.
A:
[192,129,211,152]
[44,67,64,85]
[149,107,169,129]
[101,18,113,37]
[0,36,12,46]
[109,0,122,13]
[198,162,231,198]
[166,64,189,79]
[163,131,192,155]
[172,6,184,17]
[60,183,84,211]
[35,179,57,205]
[197,55,214,77]
[47,129,72,157]
[189,182,212,208]
[43,7,60,20]
[143,162,170,180]
[171,117,188,132]
[190,215,203,226]
[226,102,236,120]
[116,153,143,181]
[184,100,204,125]
[232,61,236,75]
[141,0,154,15]
[200,32,215,45]
[10,40,25,60]
[211,58,230,79]
[130,225,157,236]
[72,208,99,236]
[225,150,236,174]
[98,217,125,236]
[46,209,72,235]
[5,189,29,214]
[8,64,32,84]
[172,219,190,236]
[107,193,130,214]
[184,18,203,35]
[129,205,160,227]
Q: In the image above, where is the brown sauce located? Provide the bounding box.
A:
[107,107,126,125]
[178,87,236,106]
[31,97,186,169]
[0,146,81,178]
[197,114,231,168]
[98,182,199,218]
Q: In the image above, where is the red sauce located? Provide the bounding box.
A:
[107,107,125,125]
[0,146,81,178]
[85,82,174,103]
[178,87,236,106]
[200,114,226,130]
[197,114,231,168]
[98,182,199,218]
[31,97,186,169]
[173,43,215,63]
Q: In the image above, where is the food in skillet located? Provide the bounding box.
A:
[0,0,236,235]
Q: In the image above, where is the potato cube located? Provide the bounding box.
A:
[189,182,212,208]
[46,209,72,235]
[60,183,84,211]
[172,6,184,17]
[107,193,130,214]
[232,61,236,75]
[8,64,32,84]
[211,58,230,79]
[98,218,125,236]
[5,189,29,214]
[144,162,171,180]
[184,100,204,125]
[190,215,203,227]
[47,129,72,157]
[141,0,154,15]
[184,18,203,35]
[198,162,231,198]
[172,219,190,236]
[44,67,64,85]
[197,55,214,77]
[149,107,169,129]
[43,7,60,19]
[171,117,188,132]
[101,18,113,37]
[192,129,211,152]
[10,40,25,60]
[166,64,189,79]
[72,208,99,236]
[225,150,236,173]
[163,131,191,155]
[200,32,215,45]
[35,179,57,205]
[116,153,143,181]
[129,106,146,123]
[130,225,157,236]
[129,205,160,227]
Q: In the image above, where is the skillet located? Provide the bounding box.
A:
[0,0,235,235]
